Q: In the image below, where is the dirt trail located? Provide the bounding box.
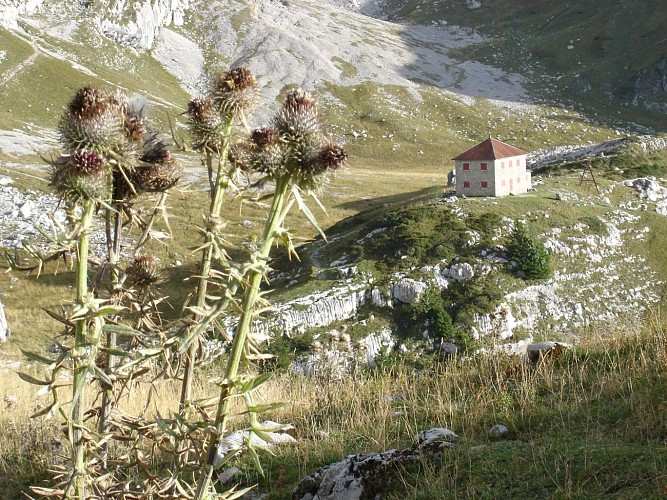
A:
[0,46,38,86]
[0,32,41,85]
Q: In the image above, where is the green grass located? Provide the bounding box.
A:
[331,56,358,79]
[0,28,34,74]
[219,320,667,499]
[0,22,189,134]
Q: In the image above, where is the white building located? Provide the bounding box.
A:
[453,138,531,197]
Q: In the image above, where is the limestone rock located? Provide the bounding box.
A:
[390,277,427,304]
[527,341,572,364]
[293,428,457,500]
[214,421,295,464]
[0,300,8,343]
[101,0,191,49]
[473,303,517,340]
[0,0,44,28]
[488,424,510,439]
[623,177,667,202]
[415,428,458,449]
[445,262,474,282]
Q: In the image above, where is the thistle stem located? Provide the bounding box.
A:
[181,121,234,412]
[194,174,292,499]
[99,204,123,465]
[66,199,95,500]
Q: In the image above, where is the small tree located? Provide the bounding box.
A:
[507,223,552,280]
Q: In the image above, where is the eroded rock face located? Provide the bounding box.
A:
[391,277,427,304]
[293,428,457,500]
[101,0,190,49]
[0,0,45,28]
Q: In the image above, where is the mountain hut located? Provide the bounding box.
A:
[452,138,531,197]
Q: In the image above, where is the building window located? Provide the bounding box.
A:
[463,181,470,188]
[462,163,470,171]
[516,159,520,167]
[501,161,505,168]
[481,181,488,188]
[480,162,488,170]
[502,179,506,186]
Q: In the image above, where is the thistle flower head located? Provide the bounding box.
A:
[251,127,279,149]
[126,254,164,288]
[186,97,223,152]
[67,86,110,120]
[211,67,258,117]
[50,151,111,203]
[70,150,105,174]
[228,141,254,171]
[130,157,180,194]
[313,141,348,172]
[141,133,171,165]
[59,87,126,155]
[274,88,321,139]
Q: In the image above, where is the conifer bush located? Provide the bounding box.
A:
[507,222,552,280]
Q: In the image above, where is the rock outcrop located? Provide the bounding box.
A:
[0,0,44,28]
[293,428,458,500]
[101,0,191,49]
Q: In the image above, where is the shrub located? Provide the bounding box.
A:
[507,223,553,280]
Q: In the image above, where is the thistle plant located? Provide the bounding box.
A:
[193,88,347,498]
[179,68,259,413]
[17,86,180,499]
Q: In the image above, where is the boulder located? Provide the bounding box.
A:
[293,428,457,500]
[390,277,427,304]
[526,341,572,364]
[445,262,474,282]
[488,424,510,439]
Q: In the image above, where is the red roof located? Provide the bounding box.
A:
[452,138,527,161]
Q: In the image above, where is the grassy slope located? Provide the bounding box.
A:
[226,323,666,499]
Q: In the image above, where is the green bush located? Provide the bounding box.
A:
[507,223,553,280]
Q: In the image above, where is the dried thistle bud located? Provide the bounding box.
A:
[251,127,279,149]
[228,141,253,171]
[140,133,171,165]
[59,87,125,154]
[211,67,258,117]
[130,157,180,194]
[124,95,148,142]
[187,97,217,124]
[313,142,347,172]
[67,86,110,120]
[274,88,321,138]
[50,153,111,203]
[126,254,164,288]
[187,97,223,152]
[124,111,146,143]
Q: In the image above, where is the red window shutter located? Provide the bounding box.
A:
[481,181,488,188]
[516,159,520,167]
[463,181,470,188]
[463,163,470,171]
[481,162,488,170]
[502,179,506,186]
